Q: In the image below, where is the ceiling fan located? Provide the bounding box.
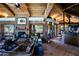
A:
[6,3,20,8]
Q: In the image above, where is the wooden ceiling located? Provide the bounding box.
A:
[27,3,47,17]
[0,4,14,17]
[50,3,79,23]
[0,3,79,24]
[6,3,30,17]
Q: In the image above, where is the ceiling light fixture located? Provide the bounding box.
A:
[15,3,20,8]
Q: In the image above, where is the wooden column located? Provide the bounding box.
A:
[68,15,71,26]
[1,24,4,36]
[29,21,32,35]
[63,12,65,31]
[54,19,58,37]
[56,24,58,37]
[67,15,71,31]
[43,18,48,37]
[0,25,1,35]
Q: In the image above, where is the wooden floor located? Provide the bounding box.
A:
[43,43,78,56]
[43,37,79,56]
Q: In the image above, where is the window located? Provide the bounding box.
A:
[35,25,43,33]
[4,25,15,34]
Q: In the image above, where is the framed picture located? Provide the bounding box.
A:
[16,17,27,24]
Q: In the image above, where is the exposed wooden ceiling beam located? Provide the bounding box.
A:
[59,22,79,24]
[44,3,54,18]
[56,16,62,20]
[65,12,77,18]
[50,4,64,22]
[2,3,15,16]
[25,4,30,17]
[63,4,79,11]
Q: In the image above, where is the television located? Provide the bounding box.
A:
[16,18,27,24]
